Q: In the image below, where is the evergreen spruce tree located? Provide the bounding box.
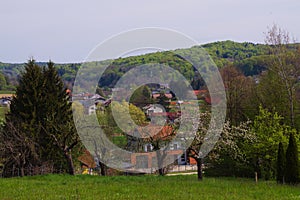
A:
[42,61,80,175]
[285,133,299,184]
[8,59,46,160]
[276,142,285,184]
[3,59,46,176]
[2,59,80,176]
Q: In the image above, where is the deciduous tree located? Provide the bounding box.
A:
[264,24,300,128]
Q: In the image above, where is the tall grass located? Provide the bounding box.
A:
[0,175,299,200]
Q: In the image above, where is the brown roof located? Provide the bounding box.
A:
[78,150,96,168]
[135,125,174,141]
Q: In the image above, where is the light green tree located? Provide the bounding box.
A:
[251,106,293,180]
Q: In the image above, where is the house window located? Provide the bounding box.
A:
[180,154,186,165]
[169,143,178,150]
[146,144,152,152]
[173,144,178,150]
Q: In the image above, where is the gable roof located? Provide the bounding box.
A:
[135,125,174,141]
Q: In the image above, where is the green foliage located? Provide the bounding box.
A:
[276,142,285,184]
[0,72,7,90]
[0,106,8,120]
[257,71,289,122]
[129,85,152,107]
[96,101,147,148]
[285,134,299,184]
[251,106,292,180]
[1,41,299,91]
[202,40,270,73]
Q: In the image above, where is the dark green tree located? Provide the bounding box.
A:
[2,59,80,176]
[129,85,152,107]
[2,59,46,176]
[285,133,299,184]
[276,142,285,184]
[42,61,80,175]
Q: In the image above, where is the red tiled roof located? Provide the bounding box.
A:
[136,125,174,141]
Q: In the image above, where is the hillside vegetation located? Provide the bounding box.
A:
[1,40,299,90]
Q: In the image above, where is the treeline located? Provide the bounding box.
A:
[2,40,299,91]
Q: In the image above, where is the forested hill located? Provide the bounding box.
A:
[1,40,299,90]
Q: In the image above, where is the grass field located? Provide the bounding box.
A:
[0,175,299,200]
[0,91,14,96]
[0,106,8,119]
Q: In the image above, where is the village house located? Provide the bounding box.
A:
[0,96,12,107]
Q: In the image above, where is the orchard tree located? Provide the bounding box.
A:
[188,112,255,180]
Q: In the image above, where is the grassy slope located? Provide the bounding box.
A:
[0,175,299,200]
[0,106,7,119]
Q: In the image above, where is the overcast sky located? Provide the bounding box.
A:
[1,0,299,63]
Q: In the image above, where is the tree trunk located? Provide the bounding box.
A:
[20,167,25,177]
[157,150,165,176]
[64,151,75,175]
[197,157,203,181]
[158,168,165,176]
[288,88,295,127]
[99,161,107,176]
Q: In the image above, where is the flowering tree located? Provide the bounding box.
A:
[188,111,255,180]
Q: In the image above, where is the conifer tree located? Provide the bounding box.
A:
[285,134,299,184]
[276,142,285,184]
[8,59,46,161]
[2,59,80,176]
[42,61,80,175]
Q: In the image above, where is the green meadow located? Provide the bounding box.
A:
[0,106,7,120]
[0,175,299,200]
